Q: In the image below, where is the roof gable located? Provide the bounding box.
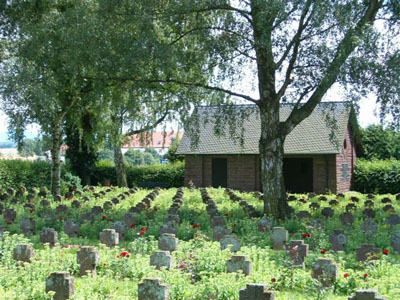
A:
[177,102,354,155]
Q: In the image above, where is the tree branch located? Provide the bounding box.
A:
[123,110,169,136]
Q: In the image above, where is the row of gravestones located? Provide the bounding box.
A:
[225,188,263,218]
[42,272,387,300]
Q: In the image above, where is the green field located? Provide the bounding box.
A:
[0,187,399,299]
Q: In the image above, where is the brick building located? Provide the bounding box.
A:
[177,102,361,193]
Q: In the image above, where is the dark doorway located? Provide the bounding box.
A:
[212,158,227,188]
[283,158,313,193]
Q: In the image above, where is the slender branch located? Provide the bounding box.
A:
[123,110,169,136]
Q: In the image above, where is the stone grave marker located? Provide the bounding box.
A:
[77,246,99,277]
[41,200,51,207]
[329,199,339,206]
[166,214,180,224]
[64,219,80,238]
[226,255,252,275]
[239,284,275,300]
[362,208,376,219]
[4,208,16,223]
[56,205,68,214]
[71,200,81,208]
[138,278,169,300]
[321,207,334,218]
[80,212,94,223]
[364,200,374,208]
[99,229,119,247]
[103,201,113,211]
[309,202,320,210]
[111,197,120,205]
[150,251,173,270]
[45,272,75,300]
[258,217,273,232]
[346,203,357,212]
[381,197,392,204]
[383,204,395,213]
[348,290,386,300]
[329,230,347,252]
[213,226,231,241]
[271,227,288,250]
[296,211,311,220]
[386,214,400,226]
[91,206,103,215]
[311,258,338,287]
[158,233,178,252]
[360,218,378,236]
[20,218,35,236]
[340,212,354,226]
[122,213,136,227]
[160,222,178,235]
[390,232,400,254]
[287,240,308,268]
[356,244,380,261]
[211,216,226,228]
[40,228,58,248]
[112,221,127,240]
[13,244,35,263]
[220,234,241,252]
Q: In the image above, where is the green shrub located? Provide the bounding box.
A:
[0,160,51,188]
[354,159,400,193]
[92,161,184,188]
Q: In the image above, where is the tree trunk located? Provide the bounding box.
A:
[258,102,290,220]
[114,145,128,187]
[50,123,62,197]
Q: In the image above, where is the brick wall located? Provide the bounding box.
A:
[312,155,337,194]
[184,155,203,187]
[336,123,356,193]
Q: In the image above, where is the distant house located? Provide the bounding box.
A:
[177,102,362,194]
[122,131,183,155]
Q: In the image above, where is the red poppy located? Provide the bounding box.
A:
[320,249,327,254]
[192,224,200,229]
[141,227,148,232]
[344,273,349,278]
[224,213,229,217]
[179,264,185,268]
[103,263,106,266]
[29,209,34,214]
[110,218,114,222]
[6,221,12,225]
[271,278,276,283]
[302,233,310,239]
[130,224,135,229]
[120,251,128,257]
[363,273,368,278]
[139,231,144,236]
[383,249,389,255]
[126,254,130,258]
[154,206,159,211]
[67,197,72,200]
[232,223,237,227]
[102,216,106,220]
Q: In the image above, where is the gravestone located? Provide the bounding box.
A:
[383,204,395,213]
[360,218,378,236]
[258,217,273,232]
[138,278,169,300]
[150,251,173,270]
[386,214,400,226]
[81,212,94,223]
[356,244,380,261]
[311,258,338,287]
[112,221,127,240]
[45,272,75,300]
[213,226,231,241]
[211,216,226,228]
[390,232,400,254]
[71,200,81,208]
[220,234,241,252]
[321,207,334,218]
[340,212,354,226]
[91,206,103,215]
[158,233,178,252]
[20,218,35,236]
[271,227,288,250]
[226,255,252,275]
[348,290,386,300]
[166,214,180,224]
[41,200,51,207]
[77,246,99,277]
[239,284,275,300]
[287,240,308,268]
[4,208,16,223]
[381,197,392,204]
[346,203,357,212]
[40,228,58,248]
[64,219,80,238]
[56,205,68,214]
[364,199,374,208]
[309,203,320,210]
[362,208,376,219]
[329,230,347,252]
[160,222,178,235]
[103,201,113,211]
[13,244,35,263]
[329,199,339,206]
[296,211,311,220]
[111,197,120,205]
[99,229,119,247]
[122,213,136,227]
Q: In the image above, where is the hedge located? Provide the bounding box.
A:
[92,161,184,188]
[354,159,400,194]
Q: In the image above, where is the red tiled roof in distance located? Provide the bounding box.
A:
[122,131,183,149]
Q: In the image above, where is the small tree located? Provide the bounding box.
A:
[165,138,184,163]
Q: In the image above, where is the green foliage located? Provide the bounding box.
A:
[124,149,158,166]
[354,159,400,194]
[360,125,400,160]
[0,160,51,188]
[97,149,114,162]
[164,137,184,162]
[93,161,184,188]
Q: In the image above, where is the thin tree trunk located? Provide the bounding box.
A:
[114,145,128,187]
[50,122,62,197]
[258,103,290,220]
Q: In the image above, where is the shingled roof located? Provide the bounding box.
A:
[177,102,357,155]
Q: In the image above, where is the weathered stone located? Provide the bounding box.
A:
[56,205,68,214]
[99,229,119,247]
[390,232,400,254]
[45,272,75,300]
[138,278,169,300]
[41,200,51,207]
[54,195,63,202]
[91,206,103,215]
[166,214,180,224]
[64,219,80,238]
[329,199,339,206]
[362,208,376,219]
[360,218,378,236]
[329,229,347,252]
[122,213,136,227]
[4,208,16,223]
[220,234,241,252]
[160,222,178,235]
[287,240,308,268]
[20,218,35,236]
[211,216,226,228]
[309,202,320,210]
[158,233,178,252]
[111,197,120,205]
[346,203,357,212]
[271,227,288,250]
[383,204,395,213]
[348,290,386,300]
[311,258,338,287]
[40,228,58,248]
[81,212,94,223]
[13,244,35,263]
[71,200,81,208]
[351,196,360,203]
[364,200,374,208]
[150,251,173,270]
[356,244,380,262]
[386,214,400,226]
[258,217,273,232]
[103,201,113,211]
[381,197,392,204]
[321,207,334,218]
[213,226,231,241]
[112,221,127,240]
[226,255,252,276]
[239,284,275,300]
[77,246,99,277]
[340,212,354,227]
